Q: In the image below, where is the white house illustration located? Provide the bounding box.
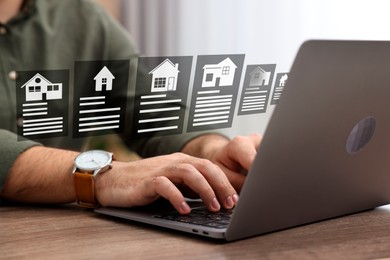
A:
[21,73,62,102]
[94,66,115,91]
[149,59,180,92]
[279,74,288,87]
[249,66,271,87]
[201,58,237,88]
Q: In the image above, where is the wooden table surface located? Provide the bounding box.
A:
[2,203,390,259]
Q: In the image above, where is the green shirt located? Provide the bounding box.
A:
[0,0,199,196]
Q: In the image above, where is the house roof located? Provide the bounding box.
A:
[203,57,237,70]
[249,66,267,75]
[21,73,53,88]
[94,66,115,80]
[149,59,180,74]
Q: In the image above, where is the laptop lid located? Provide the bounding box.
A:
[225,40,390,240]
[96,40,390,241]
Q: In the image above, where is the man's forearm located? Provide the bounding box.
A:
[0,135,229,205]
[1,146,78,204]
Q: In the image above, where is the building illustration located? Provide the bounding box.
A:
[149,59,180,92]
[249,66,271,87]
[21,73,62,101]
[72,60,130,138]
[201,57,237,87]
[16,70,69,141]
[94,66,115,91]
[237,64,276,116]
[279,74,288,86]
[187,54,245,133]
[271,72,289,105]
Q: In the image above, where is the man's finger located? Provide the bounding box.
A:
[150,176,191,214]
[190,158,238,209]
[169,163,222,212]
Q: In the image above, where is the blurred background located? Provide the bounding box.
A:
[93,0,390,157]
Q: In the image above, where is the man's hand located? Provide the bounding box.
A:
[95,153,239,214]
[182,133,261,192]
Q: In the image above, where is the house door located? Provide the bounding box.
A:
[168,77,175,91]
[215,77,220,87]
[101,78,107,91]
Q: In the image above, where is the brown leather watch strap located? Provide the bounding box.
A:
[73,172,98,208]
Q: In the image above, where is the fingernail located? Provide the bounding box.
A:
[232,194,239,204]
[226,196,234,208]
[211,197,221,211]
[181,201,191,214]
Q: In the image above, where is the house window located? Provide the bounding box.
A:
[154,78,166,89]
[28,86,41,92]
[206,73,213,82]
[102,78,107,83]
[254,72,260,79]
[53,85,59,91]
[222,66,230,75]
[48,85,53,91]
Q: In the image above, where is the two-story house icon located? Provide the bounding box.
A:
[21,73,62,102]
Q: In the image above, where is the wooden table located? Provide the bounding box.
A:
[2,203,390,259]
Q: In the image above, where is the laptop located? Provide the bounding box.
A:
[95,40,390,241]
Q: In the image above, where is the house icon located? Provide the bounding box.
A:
[21,73,62,102]
[201,58,237,88]
[94,66,115,91]
[279,74,288,87]
[249,66,271,87]
[149,59,180,92]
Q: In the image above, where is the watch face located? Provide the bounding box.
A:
[75,150,112,171]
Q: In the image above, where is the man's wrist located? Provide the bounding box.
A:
[72,150,113,208]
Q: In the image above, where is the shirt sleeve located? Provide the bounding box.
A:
[0,129,42,200]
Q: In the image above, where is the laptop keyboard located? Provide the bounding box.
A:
[153,208,233,229]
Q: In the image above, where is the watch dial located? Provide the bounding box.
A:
[75,150,112,171]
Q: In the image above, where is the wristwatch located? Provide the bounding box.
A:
[72,150,114,208]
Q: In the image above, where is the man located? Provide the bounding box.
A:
[0,0,260,214]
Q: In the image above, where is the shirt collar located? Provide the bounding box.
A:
[20,0,36,16]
